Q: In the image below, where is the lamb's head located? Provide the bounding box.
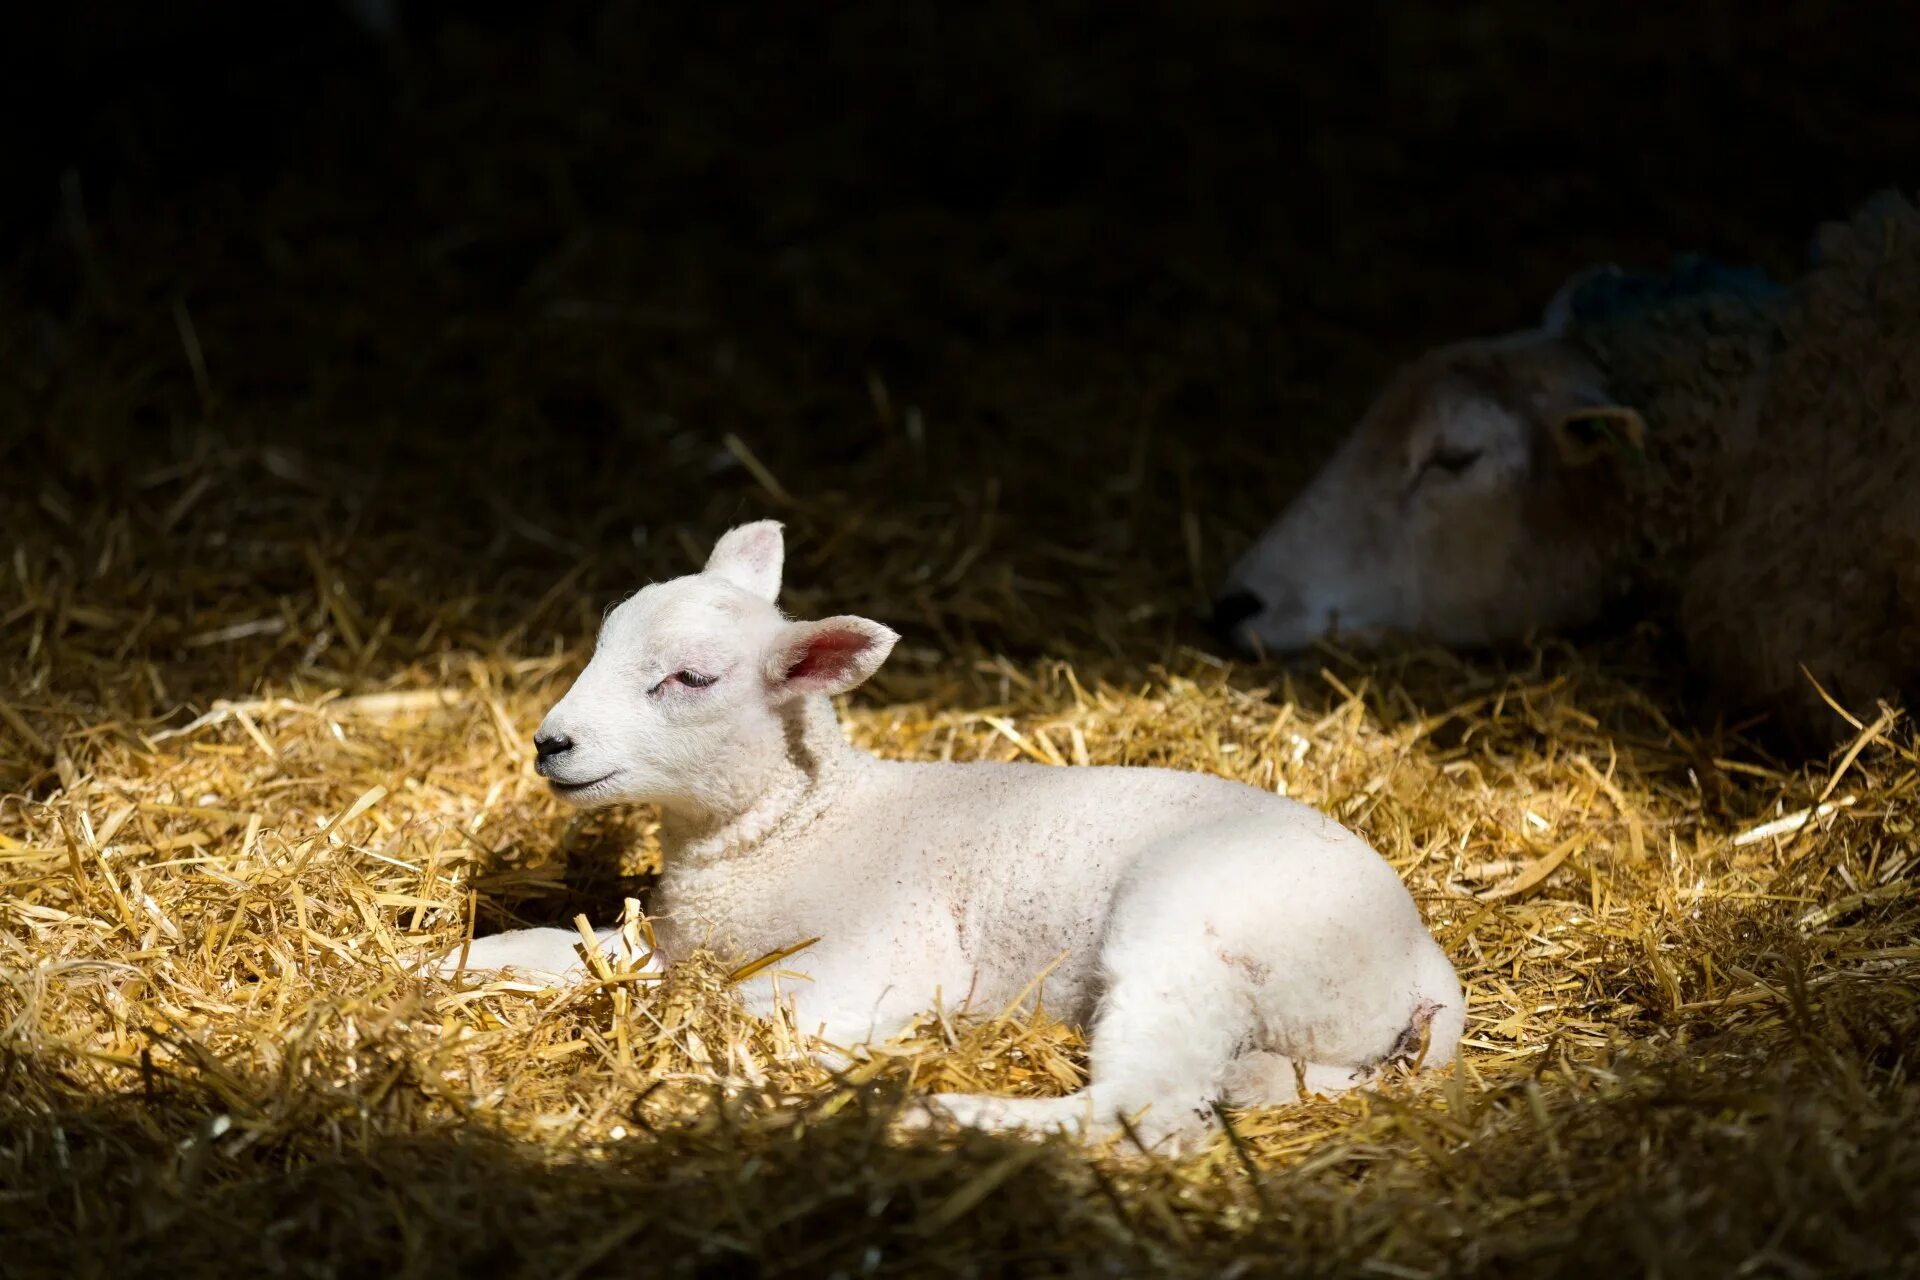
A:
[531,521,898,813]
[1211,332,1646,656]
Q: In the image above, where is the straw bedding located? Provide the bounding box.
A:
[4,487,1916,1276]
[5,5,1919,1276]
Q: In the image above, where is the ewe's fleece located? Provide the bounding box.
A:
[1673,192,1920,742]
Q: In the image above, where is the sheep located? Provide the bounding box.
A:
[435,521,1464,1149]
[1212,190,1920,748]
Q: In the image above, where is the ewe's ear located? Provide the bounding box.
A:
[1548,404,1647,469]
[704,521,784,601]
[1540,264,1621,337]
[766,616,899,699]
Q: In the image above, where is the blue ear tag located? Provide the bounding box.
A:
[1565,254,1786,327]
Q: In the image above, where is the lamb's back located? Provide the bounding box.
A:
[851,759,1344,1010]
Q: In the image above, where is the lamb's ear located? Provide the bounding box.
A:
[704,521,784,601]
[766,616,899,699]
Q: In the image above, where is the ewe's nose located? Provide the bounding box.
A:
[533,730,574,764]
[1208,590,1265,644]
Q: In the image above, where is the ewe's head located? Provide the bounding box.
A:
[1212,331,1646,656]
[532,522,897,813]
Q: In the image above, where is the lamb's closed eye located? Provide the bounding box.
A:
[650,670,717,694]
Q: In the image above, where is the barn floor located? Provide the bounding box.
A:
[3,4,1918,1276]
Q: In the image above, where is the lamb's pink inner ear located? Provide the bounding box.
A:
[785,629,867,683]
[770,617,899,697]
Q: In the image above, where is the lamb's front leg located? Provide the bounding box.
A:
[418,926,659,984]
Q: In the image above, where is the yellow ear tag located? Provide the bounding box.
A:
[1552,406,1648,467]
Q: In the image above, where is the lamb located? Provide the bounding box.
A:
[437,521,1464,1148]
[1211,191,1920,748]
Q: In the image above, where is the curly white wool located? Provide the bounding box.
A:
[436,522,1463,1148]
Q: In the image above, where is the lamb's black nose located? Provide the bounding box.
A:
[1208,590,1264,642]
[533,730,573,760]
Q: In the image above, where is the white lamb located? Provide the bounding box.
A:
[443,522,1464,1147]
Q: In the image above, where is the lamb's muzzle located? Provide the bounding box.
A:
[441,520,1465,1150]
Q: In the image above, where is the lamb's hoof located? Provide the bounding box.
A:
[1126,1113,1213,1159]
[894,1097,944,1133]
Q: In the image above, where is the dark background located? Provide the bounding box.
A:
[2,11,1918,1274]
[4,1,1918,694]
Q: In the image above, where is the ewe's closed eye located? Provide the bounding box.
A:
[1421,446,1484,479]
[650,670,718,694]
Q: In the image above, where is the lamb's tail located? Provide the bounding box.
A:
[1402,947,1467,1072]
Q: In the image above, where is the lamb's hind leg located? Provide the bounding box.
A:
[918,1092,1105,1136]
[1219,989,1459,1106]
[922,962,1251,1153]
[1218,1052,1370,1104]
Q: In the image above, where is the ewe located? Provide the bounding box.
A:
[444,522,1463,1147]
[1213,191,1920,747]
